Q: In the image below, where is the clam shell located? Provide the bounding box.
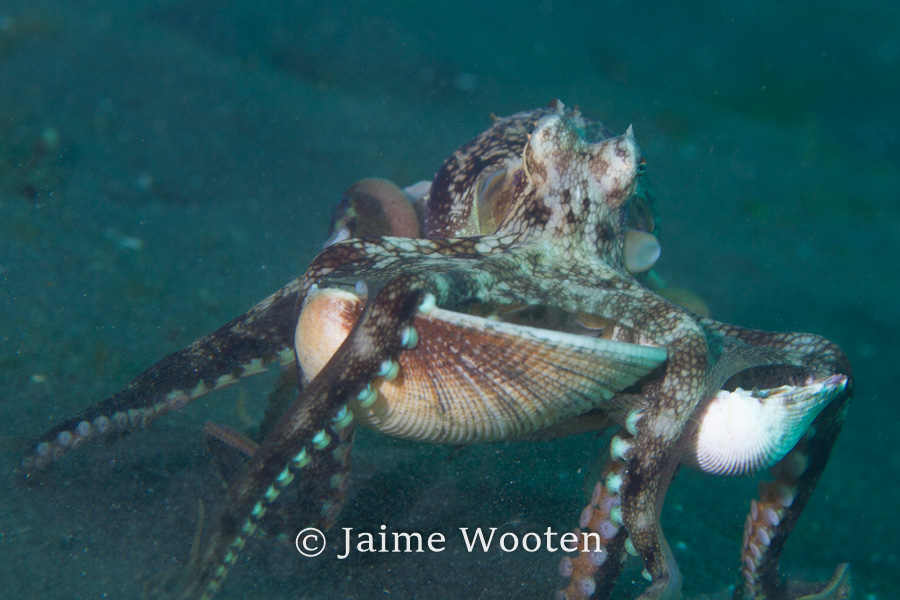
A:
[296,288,667,444]
[684,374,848,476]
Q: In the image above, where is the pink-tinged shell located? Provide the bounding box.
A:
[295,288,667,444]
[339,178,421,239]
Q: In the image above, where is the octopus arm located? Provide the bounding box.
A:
[202,421,354,540]
[736,383,851,600]
[176,271,437,599]
[560,322,852,600]
[297,286,668,444]
[21,276,304,471]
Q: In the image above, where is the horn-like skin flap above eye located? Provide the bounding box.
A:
[296,288,667,444]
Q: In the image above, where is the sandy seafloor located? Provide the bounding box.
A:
[1,1,898,599]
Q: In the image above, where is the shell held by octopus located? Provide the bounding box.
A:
[295,287,667,444]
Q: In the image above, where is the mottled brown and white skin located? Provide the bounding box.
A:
[20,102,852,600]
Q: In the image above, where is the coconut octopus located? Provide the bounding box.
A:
[21,102,852,600]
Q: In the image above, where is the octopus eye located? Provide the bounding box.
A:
[474,167,509,234]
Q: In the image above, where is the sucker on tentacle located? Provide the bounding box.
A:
[295,286,667,443]
[557,455,629,600]
[734,374,851,600]
[178,271,442,600]
[20,282,302,472]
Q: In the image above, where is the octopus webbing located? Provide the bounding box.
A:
[20,102,852,600]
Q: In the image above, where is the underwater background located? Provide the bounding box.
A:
[1,1,897,598]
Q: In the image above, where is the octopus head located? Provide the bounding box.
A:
[522,103,656,273]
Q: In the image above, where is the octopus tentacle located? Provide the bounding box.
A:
[19,103,851,600]
[176,271,439,600]
[301,234,517,301]
[736,387,851,600]
[203,422,262,487]
[203,421,355,537]
[557,456,628,600]
[560,375,850,600]
[701,321,851,383]
[295,287,667,444]
[560,324,851,600]
[21,280,303,471]
[618,325,710,600]
[539,283,715,600]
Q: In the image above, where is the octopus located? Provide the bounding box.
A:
[20,102,852,600]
